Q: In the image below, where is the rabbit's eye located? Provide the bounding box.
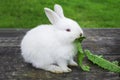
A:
[66,29,71,32]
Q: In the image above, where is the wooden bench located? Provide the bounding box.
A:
[0,29,119,80]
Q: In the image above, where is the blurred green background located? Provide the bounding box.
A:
[0,0,120,28]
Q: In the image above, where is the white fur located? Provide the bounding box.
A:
[21,4,83,73]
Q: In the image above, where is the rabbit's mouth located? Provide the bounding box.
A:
[75,33,84,39]
[74,36,86,43]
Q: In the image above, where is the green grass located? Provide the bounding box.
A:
[0,0,120,28]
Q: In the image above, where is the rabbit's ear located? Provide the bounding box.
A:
[54,4,64,18]
[44,8,60,24]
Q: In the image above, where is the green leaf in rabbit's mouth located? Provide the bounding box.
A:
[75,36,90,71]
[75,36,120,73]
[75,36,86,43]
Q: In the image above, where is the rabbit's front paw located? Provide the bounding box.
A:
[44,65,64,73]
[69,60,78,66]
[51,67,64,73]
[51,66,72,73]
[62,67,72,73]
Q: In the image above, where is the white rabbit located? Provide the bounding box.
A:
[21,4,83,73]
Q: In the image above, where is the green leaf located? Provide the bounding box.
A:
[75,36,90,71]
[85,50,120,73]
[75,36,120,73]
[112,61,119,65]
[75,36,86,43]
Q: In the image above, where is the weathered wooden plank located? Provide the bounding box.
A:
[0,29,119,80]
